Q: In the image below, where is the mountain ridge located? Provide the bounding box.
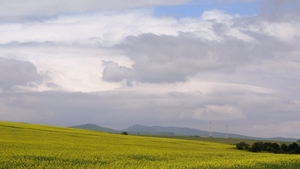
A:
[70,123,298,142]
[70,123,120,133]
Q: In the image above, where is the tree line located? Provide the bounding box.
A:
[236,141,300,154]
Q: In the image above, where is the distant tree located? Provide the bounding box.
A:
[237,141,300,154]
[250,142,264,152]
[281,143,288,152]
[121,131,128,135]
[288,143,299,149]
[288,142,299,154]
[264,142,272,151]
[297,139,300,143]
[271,143,280,149]
[236,142,250,150]
[264,142,280,152]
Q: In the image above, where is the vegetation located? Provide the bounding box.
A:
[121,131,128,135]
[236,142,250,150]
[1,121,300,168]
[236,141,300,154]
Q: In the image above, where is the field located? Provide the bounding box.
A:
[1,122,300,169]
[136,135,293,146]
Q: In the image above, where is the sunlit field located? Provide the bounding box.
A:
[1,121,300,169]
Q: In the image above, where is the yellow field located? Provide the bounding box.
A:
[0,121,299,169]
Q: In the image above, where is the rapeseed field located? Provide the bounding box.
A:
[0,121,299,169]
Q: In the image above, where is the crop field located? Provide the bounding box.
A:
[1,121,300,169]
[137,135,291,146]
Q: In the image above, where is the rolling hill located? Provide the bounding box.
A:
[70,123,120,133]
[71,123,298,142]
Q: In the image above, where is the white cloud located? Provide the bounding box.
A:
[0,45,130,92]
[0,10,218,45]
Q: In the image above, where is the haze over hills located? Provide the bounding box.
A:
[123,124,258,139]
[70,124,298,142]
[70,124,120,133]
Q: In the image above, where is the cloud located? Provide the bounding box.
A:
[240,121,300,138]
[0,88,299,137]
[102,61,134,82]
[193,105,245,120]
[0,57,44,91]
[0,0,190,20]
[0,10,179,45]
[102,30,296,84]
[260,0,300,10]
[256,0,300,22]
[0,1,300,138]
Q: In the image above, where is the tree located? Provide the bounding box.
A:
[121,131,128,135]
[264,142,280,153]
[271,143,280,149]
[237,141,300,154]
[281,143,288,152]
[250,142,264,152]
[288,142,299,154]
[236,142,250,150]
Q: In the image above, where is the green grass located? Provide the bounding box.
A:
[1,121,300,169]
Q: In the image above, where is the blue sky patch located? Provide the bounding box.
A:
[154,0,262,18]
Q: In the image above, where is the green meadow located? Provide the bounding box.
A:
[1,121,300,169]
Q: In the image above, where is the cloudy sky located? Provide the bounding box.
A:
[0,0,300,138]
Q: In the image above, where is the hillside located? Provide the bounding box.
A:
[124,124,229,137]
[123,124,298,142]
[2,121,300,168]
[71,123,297,142]
[70,123,120,133]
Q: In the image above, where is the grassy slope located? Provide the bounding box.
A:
[0,121,300,169]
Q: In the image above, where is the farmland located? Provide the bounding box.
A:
[0,121,300,169]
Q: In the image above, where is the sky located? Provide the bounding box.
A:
[0,0,300,138]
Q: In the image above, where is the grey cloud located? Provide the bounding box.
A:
[100,3,300,85]
[1,89,299,137]
[0,57,44,90]
[0,0,190,20]
[261,0,300,10]
[258,0,300,22]
[102,61,135,83]
[219,0,256,3]
[212,23,228,35]
[102,32,293,84]
[105,33,234,83]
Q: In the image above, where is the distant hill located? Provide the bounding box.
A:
[267,137,298,143]
[123,124,246,138]
[123,124,298,142]
[70,124,298,142]
[70,124,120,133]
